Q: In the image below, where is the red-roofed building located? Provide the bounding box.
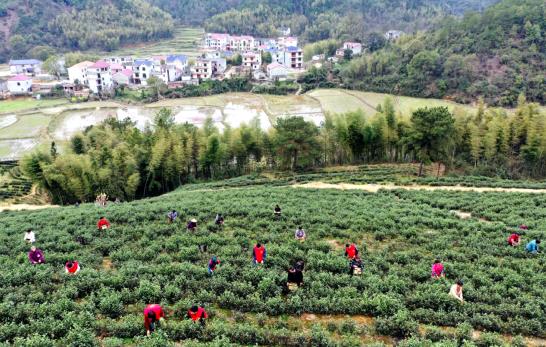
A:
[7,75,33,94]
[112,68,133,86]
[242,52,261,70]
[110,63,124,74]
[87,61,113,94]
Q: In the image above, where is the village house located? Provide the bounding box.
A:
[191,58,213,80]
[204,33,230,50]
[0,78,7,96]
[276,37,298,50]
[266,62,289,80]
[209,58,227,75]
[86,60,113,94]
[166,55,188,70]
[105,56,134,67]
[112,69,133,86]
[343,42,362,55]
[132,59,154,85]
[385,30,404,41]
[9,59,42,75]
[265,48,284,65]
[312,54,325,62]
[282,47,303,69]
[242,52,262,70]
[67,61,94,85]
[228,35,255,51]
[110,63,124,75]
[7,75,33,95]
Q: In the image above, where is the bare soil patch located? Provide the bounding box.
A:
[101,257,113,270]
[0,203,59,212]
[450,210,472,219]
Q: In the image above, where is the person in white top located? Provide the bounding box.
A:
[24,229,35,243]
[449,279,464,303]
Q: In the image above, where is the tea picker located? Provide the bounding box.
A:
[97,216,111,230]
[274,204,282,219]
[187,305,208,326]
[507,232,521,246]
[65,260,80,275]
[253,243,267,265]
[28,246,45,264]
[214,213,224,226]
[143,304,165,336]
[349,256,363,276]
[167,210,178,224]
[526,239,541,254]
[24,229,35,243]
[187,218,198,231]
[449,279,464,303]
[345,243,359,259]
[431,259,445,278]
[286,266,303,292]
[295,226,306,241]
[208,256,220,275]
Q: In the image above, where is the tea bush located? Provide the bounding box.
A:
[0,181,544,345]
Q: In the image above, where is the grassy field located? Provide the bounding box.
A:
[0,172,544,346]
[0,114,50,139]
[308,89,480,116]
[94,27,204,58]
[0,99,69,114]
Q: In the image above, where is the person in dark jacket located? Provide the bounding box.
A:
[28,246,45,264]
[349,257,363,276]
[208,256,220,275]
[274,205,281,219]
[187,218,197,231]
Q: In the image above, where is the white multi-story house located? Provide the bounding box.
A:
[86,60,113,94]
[242,52,261,70]
[166,55,188,70]
[191,59,213,80]
[343,42,363,55]
[282,47,303,69]
[67,61,94,85]
[105,56,134,67]
[9,59,42,75]
[204,33,230,50]
[210,58,227,75]
[7,75,33,94]
[228,35,255,51]
[112,69,133,86]
[132,59,154,85]
[276,37,298,50]
[385,30,404,41]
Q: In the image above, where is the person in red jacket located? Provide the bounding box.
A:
[97,216,111,230]
[253,243,267,265]
[65,260,80,275]
[345,243,358,259]
[143,304,165,336]
[507,232,521,246]
[187,305,208,326]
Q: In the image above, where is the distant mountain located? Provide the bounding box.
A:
[0,0,173,63]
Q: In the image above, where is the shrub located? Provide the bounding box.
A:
[375,309,419,338]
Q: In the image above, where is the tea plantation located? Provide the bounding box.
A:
[0,179,545,346]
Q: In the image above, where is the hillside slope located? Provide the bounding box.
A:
[340,0,545,106]
[0,173,544,345]
[0,0,174,62]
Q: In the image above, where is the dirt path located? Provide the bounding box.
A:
[0,203,59,212]
[293,181,546,194]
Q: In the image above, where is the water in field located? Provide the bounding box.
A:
[0,115,17,129]
[0,139,39,160]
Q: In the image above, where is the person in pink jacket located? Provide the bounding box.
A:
[431,259,445,278]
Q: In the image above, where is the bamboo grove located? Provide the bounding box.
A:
[21,95,546,204]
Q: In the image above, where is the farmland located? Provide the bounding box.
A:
[0,170,545,346]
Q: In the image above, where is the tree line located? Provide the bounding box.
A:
[21,95,546,204]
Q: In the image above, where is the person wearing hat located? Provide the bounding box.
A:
[526,239,541,254]
[65,260,80,275]
[187,218,197,231]
[253,243,267,265]
[97,216,111,230]
[208,256,220,275]
[519,224,529,230]
[295,226,306,241]
[187,305,208,326]
[143,304,165,336]
[167,210,178,224]
[449,280,464,303]
[431,259,445,278]
[507,232,521,247]
[24,229,35,243]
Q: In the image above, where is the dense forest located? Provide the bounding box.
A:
[338,0,545,106]
[0,0,173,62]
[22,95,546,204]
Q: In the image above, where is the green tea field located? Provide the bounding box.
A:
[0,173,544,346]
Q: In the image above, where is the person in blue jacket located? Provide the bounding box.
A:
[526,239,541,254]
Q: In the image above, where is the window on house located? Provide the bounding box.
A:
[143,74,147,78]
[17,82,20,86]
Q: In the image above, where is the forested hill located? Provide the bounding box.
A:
[340,0,545,106]
[0,0,173,63]
[149,0,500,40]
